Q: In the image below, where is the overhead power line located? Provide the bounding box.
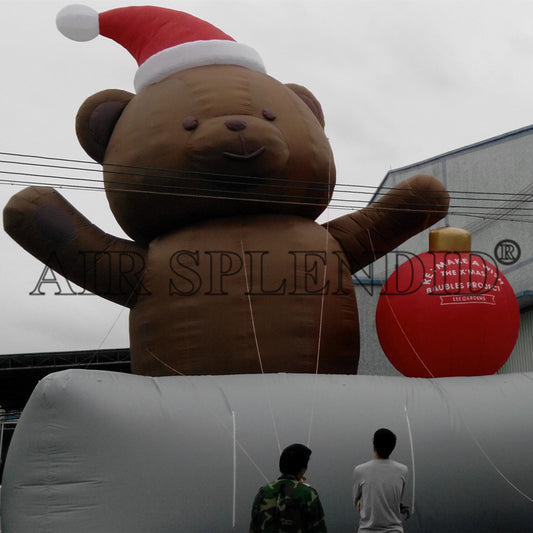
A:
[0,151,532,223]
[1,151,533,198]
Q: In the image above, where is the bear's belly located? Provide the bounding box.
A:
[130,214,359,375]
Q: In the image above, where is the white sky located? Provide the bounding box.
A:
[2,0,533,355]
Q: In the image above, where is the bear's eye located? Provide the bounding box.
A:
[183,116,199,131]
[262,108,277,121]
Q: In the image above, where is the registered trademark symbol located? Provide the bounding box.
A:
[494,239,521,265]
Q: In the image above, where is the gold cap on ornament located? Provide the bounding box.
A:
[429,227,471,252]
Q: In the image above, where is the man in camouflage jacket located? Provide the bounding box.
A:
[250,443,327,532]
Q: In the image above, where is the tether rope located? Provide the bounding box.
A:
[240,238,282,455]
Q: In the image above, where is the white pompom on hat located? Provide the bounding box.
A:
[56,4,266,92]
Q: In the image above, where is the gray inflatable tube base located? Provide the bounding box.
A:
[2,369,533,532]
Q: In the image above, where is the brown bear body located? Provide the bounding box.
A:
[131,214,358,375]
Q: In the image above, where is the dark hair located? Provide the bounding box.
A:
[279,443,312,476]
[373,428,397,459]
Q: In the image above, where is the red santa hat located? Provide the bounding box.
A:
[56,4,266,92]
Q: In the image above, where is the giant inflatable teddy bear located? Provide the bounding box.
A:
[3,5,449,376]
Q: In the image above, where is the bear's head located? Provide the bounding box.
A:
[76,65,335,244]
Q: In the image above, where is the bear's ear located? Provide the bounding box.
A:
[285,83,325,129]
[76,89,134,164]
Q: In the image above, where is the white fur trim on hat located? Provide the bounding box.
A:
[134,40,266,92]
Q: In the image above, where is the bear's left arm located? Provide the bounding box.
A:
[325,175,449,273]
[4,186,147,308]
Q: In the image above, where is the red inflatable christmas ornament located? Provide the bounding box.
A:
[376,228,520,377]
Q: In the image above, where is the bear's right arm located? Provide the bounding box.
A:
[3,186,147,308]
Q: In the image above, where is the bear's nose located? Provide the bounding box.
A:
[224,118,247,131]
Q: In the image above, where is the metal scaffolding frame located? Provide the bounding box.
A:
[0,348,130,371]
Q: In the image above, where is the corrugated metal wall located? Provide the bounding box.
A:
[498,309,533,373]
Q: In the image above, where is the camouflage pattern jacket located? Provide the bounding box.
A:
[250,474,327,532]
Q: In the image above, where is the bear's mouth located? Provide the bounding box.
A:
[223,146,266,160]
[187,126,289,186]
[222,134,266,161]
